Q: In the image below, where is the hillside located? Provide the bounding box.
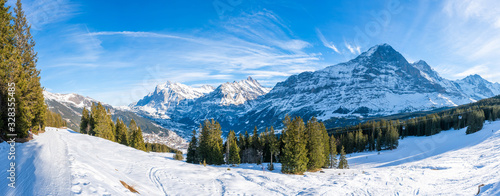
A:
[1,124,499,195]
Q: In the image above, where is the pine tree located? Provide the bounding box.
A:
[93,103,115,141]
[186,130,198,163]
[281,115,309,174]
[252,126,262,164]
[13,0,46,136]
[305,117,325,171]
[237,133,246,162]
[338,146,349,169]
[115,118,128,145]
[0,0,33,139]
[329,136,337,168]
[385,124,399,149]
[346,131,354,153]
[376,127,382,151]
[132,126,146,151]
[210,119,224,165]
[320,122,330,168]
[267,126,279,171]
[226,130,240,165]
[128,119,145,151]
[80,107,90,134]
[0,0,15,131]
[128,119,138,145]
[198,119,224,165]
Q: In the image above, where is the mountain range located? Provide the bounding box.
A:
[43,91,186,147]
[128,44,500,138]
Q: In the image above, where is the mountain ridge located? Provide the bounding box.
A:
[128,44,500,137]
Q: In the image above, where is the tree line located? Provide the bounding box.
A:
[329,95,500,153]
[80,102,179,153]
[186,95,500,174]
[186,116,349,174]
[0,0,46,140]
[45,108,66,129]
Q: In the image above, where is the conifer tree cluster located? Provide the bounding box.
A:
[45,108,66,129]
[186,116,346,174]
[280,116,342,174]
[145,142,180,153]
[0,0,47,139]
[197,119,225,165]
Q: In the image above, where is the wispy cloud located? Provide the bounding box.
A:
[39,10,323,105]
[315,28,340,54]
[8,0,78,31]
[434,0,500,82]
[344,41,361,55]
[453,64,489,78]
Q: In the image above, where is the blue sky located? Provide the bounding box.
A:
[8,0,500,106]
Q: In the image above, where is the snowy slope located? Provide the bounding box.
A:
[2,122,500,195]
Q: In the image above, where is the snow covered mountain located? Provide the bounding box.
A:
[131,44,500,137]
[130,77,271,137]
[194,77,272,106]
[131,77,270,117]
[455,74,500,100]
[243,44,474,128]
[132,81,215,119]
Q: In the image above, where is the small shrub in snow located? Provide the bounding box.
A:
[173,151,183,161]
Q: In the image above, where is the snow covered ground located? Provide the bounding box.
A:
[1,121,500,195]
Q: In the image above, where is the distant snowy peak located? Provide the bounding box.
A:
[131,77,270,120]
[131,81,215,119]
[154,81,214,101]
[43,91,97,109]
[134,81,214,107]
[208,76,271,106]
[455,74,500,100]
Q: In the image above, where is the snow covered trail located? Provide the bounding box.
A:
[1,122,500,195]
[0,127,72,196]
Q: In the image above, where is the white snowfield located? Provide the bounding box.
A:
[1,122,500,195]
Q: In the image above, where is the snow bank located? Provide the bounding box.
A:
[1,122,500,195]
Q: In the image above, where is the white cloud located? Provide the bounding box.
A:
[433,0,500,83]
[10,0,78,31]
[38,10,323,105]
[453,64,489,78]
[315,28,340,54]
[443,0,500,28]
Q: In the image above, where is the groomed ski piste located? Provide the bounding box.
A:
[1,122,500,195]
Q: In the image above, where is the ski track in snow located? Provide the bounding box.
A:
[1,122,500,195]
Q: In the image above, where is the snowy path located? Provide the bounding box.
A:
[0,127,72,196]
[1,122,500,195]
